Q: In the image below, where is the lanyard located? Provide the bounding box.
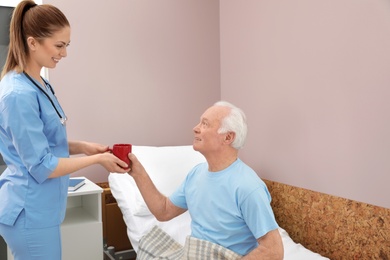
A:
[23,71,68,125]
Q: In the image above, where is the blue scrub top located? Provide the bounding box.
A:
[0,71,70,228]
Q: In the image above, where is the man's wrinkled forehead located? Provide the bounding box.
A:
[201,105,230,123]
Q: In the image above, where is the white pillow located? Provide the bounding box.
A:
[279,227,330,259]
[109,145,205,251]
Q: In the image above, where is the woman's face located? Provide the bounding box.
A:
[29,26,71,69]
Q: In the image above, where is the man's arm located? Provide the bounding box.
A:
[241,229,284,260]
[128,153,186,221]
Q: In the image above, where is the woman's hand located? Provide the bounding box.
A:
[50,151,129,178]
[68,140,109,156]
[98,152,129,173]
[82,142,109,155]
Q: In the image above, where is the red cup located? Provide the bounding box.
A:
[110,144,132,167]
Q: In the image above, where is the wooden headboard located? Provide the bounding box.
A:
[263,179,390,260]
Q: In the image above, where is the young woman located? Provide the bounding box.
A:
[0,1,129,259]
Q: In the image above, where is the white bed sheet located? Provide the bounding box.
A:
[109,145,329,259]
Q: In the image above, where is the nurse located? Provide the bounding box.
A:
[0,1,129,259]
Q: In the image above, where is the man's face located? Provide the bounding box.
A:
[193,105,229,155]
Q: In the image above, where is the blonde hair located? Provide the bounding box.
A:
[1,0,70,79]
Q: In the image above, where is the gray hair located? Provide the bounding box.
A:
[214,101,247,149]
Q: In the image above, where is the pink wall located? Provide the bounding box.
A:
[44,0,390,209]
[45,0,220,183]
[220,1,390,208]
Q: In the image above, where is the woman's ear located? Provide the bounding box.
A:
[26,36,37,51]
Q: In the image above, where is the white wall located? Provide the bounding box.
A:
[1,0,41,7]
[220,0,390,208]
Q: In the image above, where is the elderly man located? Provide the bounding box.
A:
[128,101,283,259]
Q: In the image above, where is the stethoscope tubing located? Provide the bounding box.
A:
[23,71,67,125]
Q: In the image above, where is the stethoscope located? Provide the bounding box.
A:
[23,71,68,126]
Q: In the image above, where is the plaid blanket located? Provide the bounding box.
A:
[137,226,242,260]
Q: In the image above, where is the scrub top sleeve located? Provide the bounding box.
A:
[1,91,58,183]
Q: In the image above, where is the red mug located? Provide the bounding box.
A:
[110,144,132,167]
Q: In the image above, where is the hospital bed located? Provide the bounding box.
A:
[107,145,389,259]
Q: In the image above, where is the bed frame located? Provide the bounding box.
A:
[264,179,390,260]
[99,180,389,260]
[98,183,136,260]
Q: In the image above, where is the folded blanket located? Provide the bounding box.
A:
[137,226,242,260]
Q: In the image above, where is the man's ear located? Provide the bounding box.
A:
[224,131,236,145]
[26,36,37,51]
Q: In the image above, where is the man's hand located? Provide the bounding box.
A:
[127,153,186,221]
